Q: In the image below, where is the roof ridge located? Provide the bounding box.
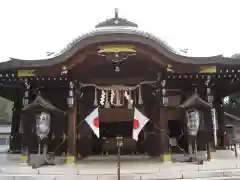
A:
[95,8,138,28]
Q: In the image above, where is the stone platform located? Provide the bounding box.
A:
[0,150,240,179]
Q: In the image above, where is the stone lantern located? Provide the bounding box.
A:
[21,92,64,167]
[179,92,212,162]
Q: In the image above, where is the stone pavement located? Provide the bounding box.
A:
[1,151,240,179]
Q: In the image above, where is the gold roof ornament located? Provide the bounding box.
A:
[199,66,216,73]
[17,70,35,77]
[167,64,173,72]
[98,45,136,69]
[98,45,136,54]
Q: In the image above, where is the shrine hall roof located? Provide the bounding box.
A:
[2,10,240,70]
[3,28,240,70]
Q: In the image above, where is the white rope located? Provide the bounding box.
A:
[77,74,161,91]
[124,91,133,105]
[105,90,110,108]
[100,90,105,106]
[110,89,115,105]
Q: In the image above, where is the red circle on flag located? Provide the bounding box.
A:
[94,117,99,128]
[133,119,139,129]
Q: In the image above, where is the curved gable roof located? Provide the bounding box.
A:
[4,28,240,69]
[3,28,185,69]
[2,11,240,70]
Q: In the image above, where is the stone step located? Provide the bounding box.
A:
[1,170,240,180]
[182,177,240,180]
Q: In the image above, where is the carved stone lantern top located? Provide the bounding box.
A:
[22,93,63,114]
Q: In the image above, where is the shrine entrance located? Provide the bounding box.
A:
[73,48,162,158]
[91,108,141,155]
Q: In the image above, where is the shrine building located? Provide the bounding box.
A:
[0,10,239,162]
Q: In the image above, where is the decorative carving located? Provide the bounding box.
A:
[98,45,136,72]
[67,81,74,107]
[61,66,68,75]
[95,8,138,28]
[161,79,168,106]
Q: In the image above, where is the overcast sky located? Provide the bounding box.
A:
[0,0,240,61]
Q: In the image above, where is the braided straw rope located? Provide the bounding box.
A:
[78,74,161,91]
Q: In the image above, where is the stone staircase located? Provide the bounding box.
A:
[1,150,240,179]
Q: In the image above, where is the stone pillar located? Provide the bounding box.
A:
[66,81,76,163]
[20,80,30,163]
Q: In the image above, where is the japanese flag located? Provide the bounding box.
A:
[85,107,100,138]
[133,108,149,141]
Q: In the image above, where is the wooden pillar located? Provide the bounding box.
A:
[76,102,88,158]
[159,107,170,160]
[142,85,156,157]
[215,96,225,148]
[76,102,81,158]
[66,81,76,163]
[77,102,92,158]
[206,76,216,159]
[159,79,171,162]
[20,80,30,163]
[9,95,21,153]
